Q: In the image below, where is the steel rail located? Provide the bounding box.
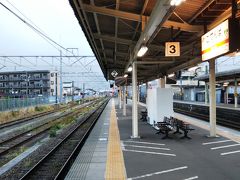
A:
[19,98,109,180]
[0,101,96,156]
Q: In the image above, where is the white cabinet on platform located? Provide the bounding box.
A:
[146,87,173,125]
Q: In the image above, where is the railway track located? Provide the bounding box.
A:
[17,98,109,180]
[174,108,240,130]
[0,100,98,166]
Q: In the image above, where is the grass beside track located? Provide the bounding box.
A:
[0,98,106,174]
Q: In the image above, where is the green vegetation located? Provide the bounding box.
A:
[7,146,28,160]
[48,98,104,138]
[24,158,32,167]
[49,124,61,137]
[11,110,19,117]
[34,106,46,112]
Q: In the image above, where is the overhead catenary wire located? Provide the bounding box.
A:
[0,1,107,83]
[1,56,36,70]
[0,1,66,51]
[0,1,68,67]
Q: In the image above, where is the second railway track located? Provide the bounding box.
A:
[15,98,109,180]
[0,99,99,167]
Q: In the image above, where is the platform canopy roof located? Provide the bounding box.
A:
[69,0,240,83]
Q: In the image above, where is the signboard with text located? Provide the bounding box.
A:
[201,19,229,61]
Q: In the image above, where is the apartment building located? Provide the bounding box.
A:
[0,70,60,97]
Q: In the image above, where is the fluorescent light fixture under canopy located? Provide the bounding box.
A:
[168,73,175,78]
[128,66,133,72]
[137,46,148,57]
[170,0,185,6]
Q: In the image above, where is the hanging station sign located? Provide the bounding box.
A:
[111,70,118,78]
[165,42,180,57]
[201,19,240,61]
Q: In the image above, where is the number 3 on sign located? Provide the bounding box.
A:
[165,42,180,57]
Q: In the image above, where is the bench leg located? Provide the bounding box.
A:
[180,130,191,139]
[173,127,182,134]
[162,130,172,139]
[143,116,147,121]
[156,129,165,134]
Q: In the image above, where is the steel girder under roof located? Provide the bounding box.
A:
[69,0,240,83]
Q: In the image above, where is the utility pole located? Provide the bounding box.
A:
[82,83,85,103]
[60,50,63,103]
[55,72,58,104]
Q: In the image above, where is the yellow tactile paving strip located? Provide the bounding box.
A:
[105,100,127,180]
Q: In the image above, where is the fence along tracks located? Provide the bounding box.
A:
[18,98,109,180]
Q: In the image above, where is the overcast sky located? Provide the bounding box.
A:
[0,0,109,90]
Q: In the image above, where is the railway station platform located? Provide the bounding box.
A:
[66,98,240,180]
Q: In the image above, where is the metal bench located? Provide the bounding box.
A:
[156,116,194,139]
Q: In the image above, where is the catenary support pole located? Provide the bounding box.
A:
[59,50,63,103]
[132,62,139,138]
[123,85,126,116]
[55,72,58,104]
[72,81,74,102]
[209,59,217,137]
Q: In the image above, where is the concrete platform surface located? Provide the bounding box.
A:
[116,100,240,180]
[65,100,111,180]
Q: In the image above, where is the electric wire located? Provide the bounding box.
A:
[0,1,107,84]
